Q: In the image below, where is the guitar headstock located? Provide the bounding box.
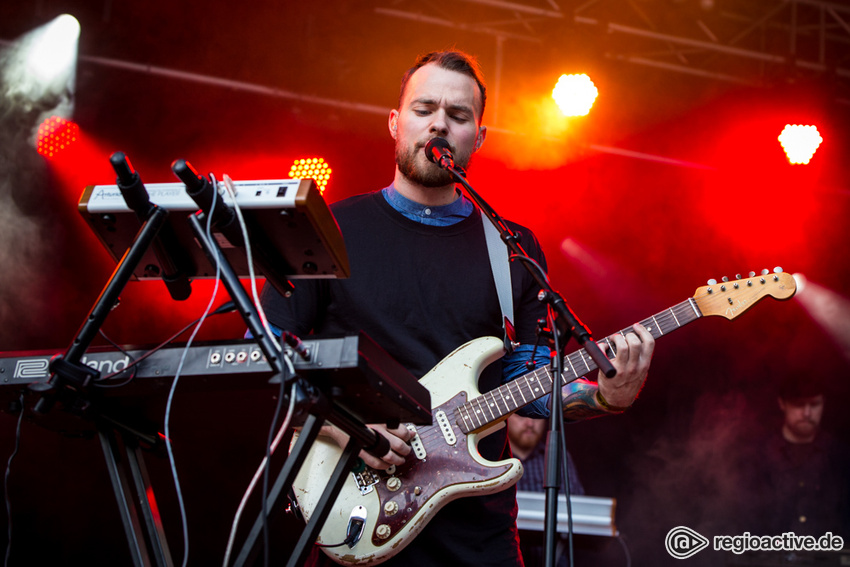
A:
[693,268,797,320]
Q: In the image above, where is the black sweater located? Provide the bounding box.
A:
[261,190,549,566]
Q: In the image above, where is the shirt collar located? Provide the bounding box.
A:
[382,183,474,225]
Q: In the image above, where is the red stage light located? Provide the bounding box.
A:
[289,157,332,193]
[778,124,822,164]
[552,74,598,117]
[36,116,79,158]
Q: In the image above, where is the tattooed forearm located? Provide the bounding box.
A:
[562,379,627,421]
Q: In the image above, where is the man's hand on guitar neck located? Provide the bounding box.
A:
[559,323,654,420]
[596,323,655,410]
[320,422,415,470]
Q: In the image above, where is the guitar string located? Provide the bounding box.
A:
[380,323,682,469]
[386,300,703,462]
[453,299,699,433]
[377,288,775,468]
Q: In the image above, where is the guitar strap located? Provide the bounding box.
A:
[482,214,516,354]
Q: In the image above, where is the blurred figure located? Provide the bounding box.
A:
[508,414,584,495]
[508,414,584,567]
[750,375,849,538]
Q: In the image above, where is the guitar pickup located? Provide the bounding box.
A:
[435,410,456,446]
[406,424,427,460]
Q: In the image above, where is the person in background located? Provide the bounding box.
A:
[508,413,585,566]
[508,413,584,495]
[750,374,849,539]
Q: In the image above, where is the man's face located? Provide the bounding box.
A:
[390,63,485,187]
[779,394,824,442]
[508,414,546,452]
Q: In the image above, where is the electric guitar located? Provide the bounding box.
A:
[291,270,797,565]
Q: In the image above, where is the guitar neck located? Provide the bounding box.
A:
[456,298,702,434]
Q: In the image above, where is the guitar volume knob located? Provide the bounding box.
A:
[383,501,399,516]
[376,524,392,540]
[386,477,402,491]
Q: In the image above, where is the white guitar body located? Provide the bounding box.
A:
[290,336,523,565]
[289,271,798,565]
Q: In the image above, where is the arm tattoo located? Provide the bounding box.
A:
[562,379,626,422]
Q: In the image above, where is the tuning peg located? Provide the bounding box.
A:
[749,271,756,277]
[774,266,783,273]
[761,269,769,275]
[735,273,742,280]
[722,276,729,282]
[707,279,717,285]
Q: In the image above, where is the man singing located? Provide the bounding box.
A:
[261,49,654,566]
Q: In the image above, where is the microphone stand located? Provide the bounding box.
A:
[429,143,615,567]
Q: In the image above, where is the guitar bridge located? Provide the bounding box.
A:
[353,468,381,495]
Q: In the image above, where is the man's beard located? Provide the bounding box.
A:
[509,429,542,452]
[788,419,818,438]
[395,139,470,188]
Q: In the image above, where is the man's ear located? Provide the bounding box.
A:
[389,110,399,139]
[473,125,487,152]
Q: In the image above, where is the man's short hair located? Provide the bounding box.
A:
[398,50,487,122]
[777,373,825,400]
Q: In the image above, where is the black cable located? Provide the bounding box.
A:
[509,254,551,286]
[314,536,356,549]
[4,393,25,567]
[94,301,236,386]
[559,399,576,567]
[95,329,138,387]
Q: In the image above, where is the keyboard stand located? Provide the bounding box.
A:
[186,213,415,567]
[28,205,176,566]
[99,426,173,566]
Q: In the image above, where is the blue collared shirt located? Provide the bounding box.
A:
[381,184,474,226]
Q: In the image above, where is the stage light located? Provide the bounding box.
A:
[36,116,79,158]
[25,14,80,86]
[1,13,79,138]
[778,124,822,164]
[289,158,332,193]
[552,74,598,117]
[793,274,850,363]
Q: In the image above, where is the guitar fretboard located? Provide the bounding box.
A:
[455,297,703,434]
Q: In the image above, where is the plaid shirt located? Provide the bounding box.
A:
[515,441,585,495]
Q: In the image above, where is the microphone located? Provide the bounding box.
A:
[171,158,295,298]
[109,152,193,301]
[424,137,454,170]
[171,159,244,247]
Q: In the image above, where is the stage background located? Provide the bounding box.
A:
[1,2,848,565]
